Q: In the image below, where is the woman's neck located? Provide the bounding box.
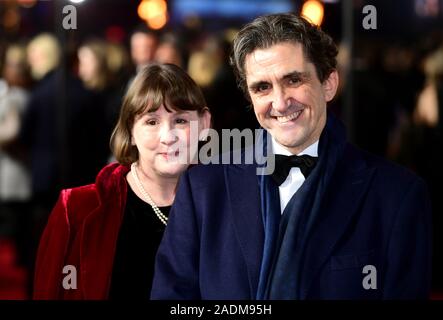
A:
[128,163,178,207]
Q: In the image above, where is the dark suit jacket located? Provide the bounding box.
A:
[151,142,432,299]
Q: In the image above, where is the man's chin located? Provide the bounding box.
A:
[274,134,308,153]
[273,129,303,145]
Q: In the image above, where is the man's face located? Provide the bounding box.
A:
[131,32,157,67]
[245,42,338,154]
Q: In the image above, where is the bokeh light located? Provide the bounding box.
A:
[138,0,168,30]
[301,0,324,26]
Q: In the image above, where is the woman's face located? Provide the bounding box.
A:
[131,104,210,179]
[78,47,98,83]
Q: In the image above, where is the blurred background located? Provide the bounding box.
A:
[0,0,442,299]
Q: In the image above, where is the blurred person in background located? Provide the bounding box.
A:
[33,63,211,299]
[21,33,62,207]
[414,46,443,129]
[154,32,186,68]
[126,26,158,93]
[105,42,132,137]
[202,34,258,134]
[77,39,119,170]
[187,34,258,155]
[0,44,32,273]
[130,26,158,73]
[20,33,99,290]
[187,38,221,91]
[78,40,111,93]
[26,34,60,82]
[106,42,131,89]
[412,45,443,291]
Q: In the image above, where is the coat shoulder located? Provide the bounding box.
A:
[58,184,99,229]
[60,162,129,228]
[345,143,426,189]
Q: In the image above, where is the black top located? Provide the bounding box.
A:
[108,184,170,299]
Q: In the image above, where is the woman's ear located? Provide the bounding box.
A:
[201,107,212,130]
[199,107,212,141]
[322,70,339,102]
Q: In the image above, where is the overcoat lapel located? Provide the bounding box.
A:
[299,148,376,299]
[80,165,129,299]
[225,163,264,298]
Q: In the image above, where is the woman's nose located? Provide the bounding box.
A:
[159,123,179,145]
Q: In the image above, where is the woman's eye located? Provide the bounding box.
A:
[175,118,188,124]
[146,119,158,126]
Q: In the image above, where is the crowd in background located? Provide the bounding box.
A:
[0,21,443,298]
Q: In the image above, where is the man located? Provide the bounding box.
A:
[151,13,431,299]
[125,27,158,94]
[22,33,100,204]
[130,27,158,72]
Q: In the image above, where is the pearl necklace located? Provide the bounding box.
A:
[130,163,168,226]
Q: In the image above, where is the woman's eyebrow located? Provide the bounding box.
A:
[174,110,191,115]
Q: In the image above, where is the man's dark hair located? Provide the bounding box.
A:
[131,24,159,39]
[230,13,338,98]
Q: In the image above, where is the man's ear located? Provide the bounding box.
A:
[322,70,339,102]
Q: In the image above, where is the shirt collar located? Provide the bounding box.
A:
[271,136,319,157]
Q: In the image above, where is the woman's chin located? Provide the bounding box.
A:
[155,163,189,178]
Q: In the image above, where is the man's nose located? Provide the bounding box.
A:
[271,86,289,113]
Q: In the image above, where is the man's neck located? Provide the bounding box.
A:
[271,136,319,157]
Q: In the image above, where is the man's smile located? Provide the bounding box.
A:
[272,109,304,123]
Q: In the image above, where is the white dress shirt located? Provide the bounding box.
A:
[271,137,319,214]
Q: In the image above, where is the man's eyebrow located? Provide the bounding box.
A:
[248,80,269,91]
[248,70,311,90]
[282,70,310,81]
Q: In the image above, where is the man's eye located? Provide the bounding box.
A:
[288,77,301,85]
[256,84,270,92]
[175,118,188,124]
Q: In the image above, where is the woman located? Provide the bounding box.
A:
[412,46,443,290]
[33,63,211,299]
[76,39,121,181]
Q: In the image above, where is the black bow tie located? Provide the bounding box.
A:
[271,154,318,186]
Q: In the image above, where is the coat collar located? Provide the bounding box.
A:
[298,144,376,299]
[224,162,264,299]
[80,163,129,299]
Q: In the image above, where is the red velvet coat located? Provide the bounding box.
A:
[33,163,130,299]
